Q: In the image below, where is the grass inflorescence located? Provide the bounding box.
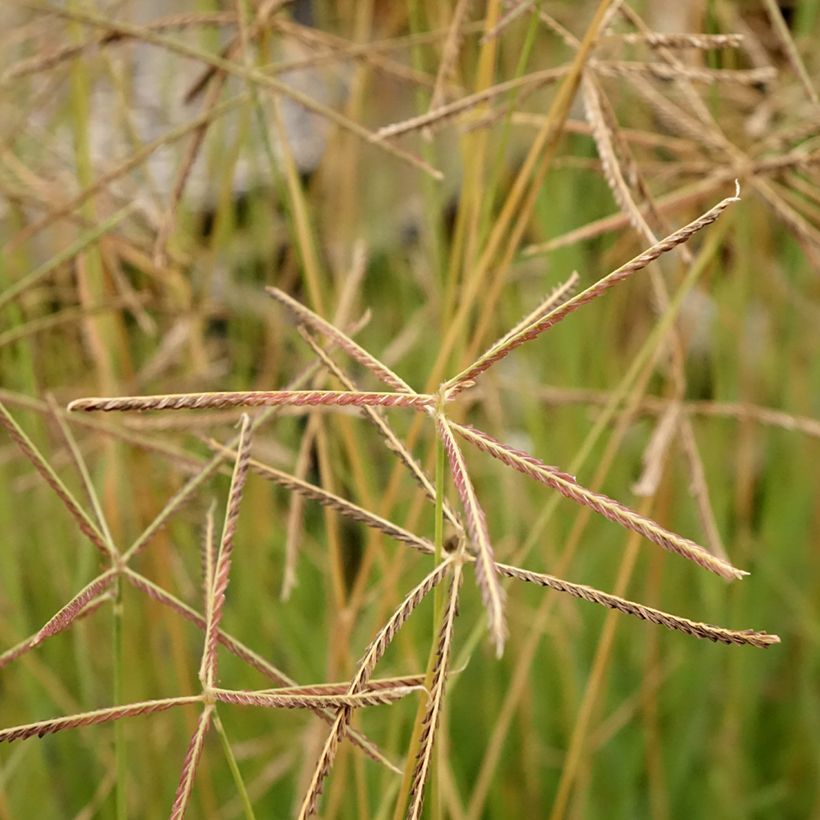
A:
[1,2,818,818]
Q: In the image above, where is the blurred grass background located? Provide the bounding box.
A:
[1,1,819,817]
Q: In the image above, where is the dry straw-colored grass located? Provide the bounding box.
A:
[1,0,817,817]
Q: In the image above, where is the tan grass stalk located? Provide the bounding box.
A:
[169,704,214,820]
[152,61,230,266]
[677,421,727,560]
[626,73,726,152]
[427,0,473,112]
[631,403,680,497]
[263,16,439,92]
[0,696,203,744]
[297,560,452,819]
[435,416,506,657]
[481,0,535,43]
[181,0,292,103]
[406,562,464,820]
[452,423,745,581]
[520,386,820,439]
[267,286,414,392]
[444,188,740,396]
[594,60,776,86]
[0,402,113,558]
[754,177,820,251]
[68,389,435,414]
[212,686,423,710]
[520,174,734,257]
[605,32,744,49]
[761,0,819,106]
[200,416,252,687]
[120,568,397,772]
[375,65,568,139]
[496,564,778,646]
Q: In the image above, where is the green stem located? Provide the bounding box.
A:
[431,427,446,820]
[213,709,257,820]
[112,576,126,820]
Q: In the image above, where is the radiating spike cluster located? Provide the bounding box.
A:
[452,423,745,581]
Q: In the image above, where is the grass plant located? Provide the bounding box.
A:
[1,2,818,818]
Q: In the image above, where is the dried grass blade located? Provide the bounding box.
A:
[0,696,203,744]
[406,563,463,820]
[121,568,398,772]
[35,569,118,642]
[436,416,506,657]
[496,563,779,647]
[297,561,451,819]
[169,704,214,820]
[212,686,423,710]
[453,423,746,581]
[200,415,252,687]
[0,401,112,558]
[68,390,435,414]
[266,287,413,392]
[444,190,740,395]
